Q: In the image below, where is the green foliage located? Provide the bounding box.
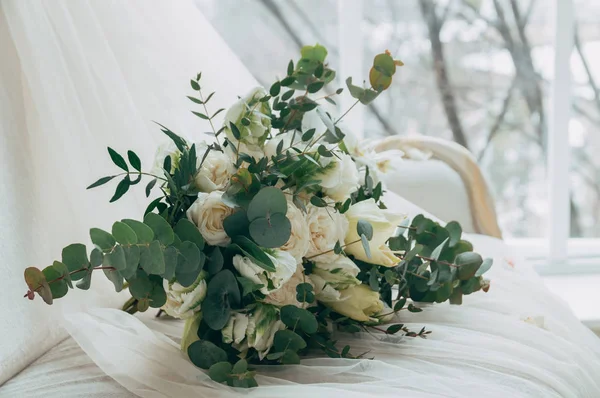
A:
[24,43,494,391]
[203,270,241,330]
[188,340,227,369]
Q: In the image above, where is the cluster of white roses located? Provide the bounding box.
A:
[158,86,406,359]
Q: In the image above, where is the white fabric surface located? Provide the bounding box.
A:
[380,159,476,234]
[4,192,600,397]
[2,1,600,397]
[0,0,257,383]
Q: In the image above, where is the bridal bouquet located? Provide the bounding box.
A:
[23,45,491,388]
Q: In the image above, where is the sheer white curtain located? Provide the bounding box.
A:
[0,0,256,383]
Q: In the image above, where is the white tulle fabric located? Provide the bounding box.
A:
[2,0,600,396]
[0,0,256,383]
[62,201,600,398]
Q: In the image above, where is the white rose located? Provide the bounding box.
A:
[264,264,313,308]
[313,255,361,290]
[162,271,207,319]
[186,191,234,246]
[232,250,297,295]
[193,143,235,193]
[309,273,342,302]
[224,87,271,150]
[315,152,360,202]
[279,199,310,262]
[246,304,285,360]
[325,284,384,323]
[222,312,250,344]
[151,140,182,176]
[305,204,349,263]
[344,198,407,267]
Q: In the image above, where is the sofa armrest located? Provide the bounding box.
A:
[373,135,502,239]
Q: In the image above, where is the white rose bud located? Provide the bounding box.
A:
[186,191,234,247]
[313,255,361,290]
[344,198,407,267]
[309,273,342,303]
[232,250,297,295]
[279,199,310,262]
[222,312,250,344]
[151,141,182,176]
[315,153,360,202]
[224,87,271,150]
[162,271,208,319]
[246,304,285,360]
[306,204,349,263]
[325,284,384,323]
[193,143,235,193]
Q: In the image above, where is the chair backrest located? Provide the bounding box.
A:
[373,135,502,239]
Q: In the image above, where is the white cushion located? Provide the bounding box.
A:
[381,159,476,233]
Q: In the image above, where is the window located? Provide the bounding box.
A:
[197,0,600,271]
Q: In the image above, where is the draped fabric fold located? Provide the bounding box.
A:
[0,0,256,383]
[2,1,600,397]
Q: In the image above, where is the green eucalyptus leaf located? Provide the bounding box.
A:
[121,219,154,243]
[403,244,423,263]
[188,340,228,370]
[273,329,307,352]
[162,246,178,280]
[76,271,92,290]
[143,213,174,245]
[361,234,371,259]
[103,267,124,292]
[249,213,291,248]
[61,243,90,281]
[246,186,288,221]
[202,294,231,331]
[223,210,250,238]
[357,220,373,241]
[106,245,127,272]
[174,219,205,250]
[112,221,138,245]
[24,267,53,304]
[475,258,493,277]
[445,221,462,248]
[128,270,152,299]
[140,240,165,275]
[280,350,301,364]
[208,361,232,383]
[178,241,202,273]
[42,265,69,299]
[90,248,103,267]
[430,238,449,261]
[90,228,116,251]
[206,247,224,275]
[456,252,483,280]
[148,275,167,308]
[280,305,318,334]
[237,276,264,296]
[122,246,140,279]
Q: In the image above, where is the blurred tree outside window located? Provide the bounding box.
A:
[196,0,600,239]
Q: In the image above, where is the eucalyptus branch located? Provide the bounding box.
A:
[305,238,361,260]
[334,99,359,125]
[198,87,221,147]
